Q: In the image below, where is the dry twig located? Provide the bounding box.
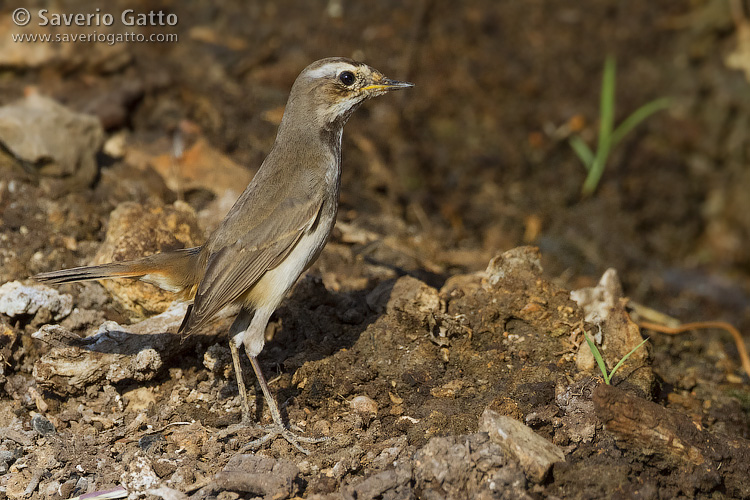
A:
[638,320,750,380]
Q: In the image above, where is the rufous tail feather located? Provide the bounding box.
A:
[34,247,203,294]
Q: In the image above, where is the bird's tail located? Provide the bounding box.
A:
[34,247,203,294]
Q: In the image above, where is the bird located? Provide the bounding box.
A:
[35,57,413,453]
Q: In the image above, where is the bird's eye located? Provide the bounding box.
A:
[339,71,356,86]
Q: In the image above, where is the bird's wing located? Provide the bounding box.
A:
[181,195,323,334]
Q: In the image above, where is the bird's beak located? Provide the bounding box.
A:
[361,77,414,92]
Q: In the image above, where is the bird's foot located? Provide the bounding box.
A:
[240,423,329,455]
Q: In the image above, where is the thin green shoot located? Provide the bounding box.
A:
[570,55,670,196]
[583,329,649,385]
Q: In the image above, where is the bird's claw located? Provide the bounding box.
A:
[240,424,329,455]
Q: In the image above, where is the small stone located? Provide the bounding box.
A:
[138,433,165,452]
[41,480,61,499]
[430,380,464,398]
[569,268,621,324]
[479,408,565,483]
[386,276,440,316]
[217,454,300,498]
[203,343,230,372]
[485,246,542,286]
[0,93,104,188]
[58,479,77,498]
[123,387,158,412]
[31,413,56,436]
[152,458,178,478]
[5,469,28,499]
[0,281,72,321]
[312,419,331,436]
[349,395,378,415]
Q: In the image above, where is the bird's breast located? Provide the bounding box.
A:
[244,195,337,310]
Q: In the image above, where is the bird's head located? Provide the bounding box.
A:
[284,57,413,131]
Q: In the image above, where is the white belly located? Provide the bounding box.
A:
[245,212,333,311]
[236,212,334,357]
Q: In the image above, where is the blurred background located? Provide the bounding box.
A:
[1,1,749,361]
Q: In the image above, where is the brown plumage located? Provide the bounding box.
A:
[35,57,412,453]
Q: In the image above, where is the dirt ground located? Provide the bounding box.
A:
[2,1,750,499]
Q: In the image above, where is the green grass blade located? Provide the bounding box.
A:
[583,331,611,384]
[610,98,670,148]
[581,56,616,197]
[569,136,595,170]
[578,56,666,197]
[596,55,616,157]
[581,156,606,196]
[608,337,649,381]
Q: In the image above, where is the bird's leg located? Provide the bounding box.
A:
[216,309,256,439]
[249,355,283,426]
[225,306,327,454]
[227,308,255,423]
[240,353,328,454]
[228,340,252,424]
